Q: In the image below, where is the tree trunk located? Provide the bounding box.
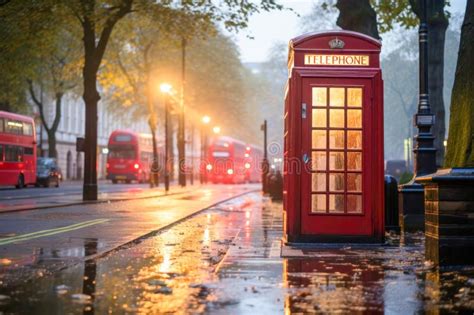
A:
[82,63,100,200]
[411,0,449,166]
[78,0,132,201]
[47,129,57,158]
[336,0,380,39]
[148,120,159,187]
[445,1,474,167]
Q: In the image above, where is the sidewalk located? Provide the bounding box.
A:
[211,197,474,314]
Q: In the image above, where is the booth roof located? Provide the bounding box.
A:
[289,30,381,48]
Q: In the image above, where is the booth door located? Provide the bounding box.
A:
[301,78,374,236]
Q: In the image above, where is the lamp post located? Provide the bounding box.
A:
[178,37,186,188]
[212,126,221,135]
[200,115,210,184]
[261,120,269,193]
[413,0,436,177]
[160,83,172,192]
[399,0,436,231]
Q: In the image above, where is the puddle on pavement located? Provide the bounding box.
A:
[0,193,473,314]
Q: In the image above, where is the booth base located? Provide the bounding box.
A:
[281,241,390,258]
[284,234,384,244]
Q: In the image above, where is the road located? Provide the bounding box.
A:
[0,181,190,212]
[0,181,161,202]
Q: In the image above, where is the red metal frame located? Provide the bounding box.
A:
[0,111,37,187]
[284,31,384,243]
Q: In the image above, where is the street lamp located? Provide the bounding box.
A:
[200,115,211,184]
[202,115,211,124]
[399,0,437,231]
[160,83,172,94]
[160,83,172,192]
[413,0,436,177]
[212,126,221,134]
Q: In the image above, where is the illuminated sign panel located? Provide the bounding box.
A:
[304,54,369,66]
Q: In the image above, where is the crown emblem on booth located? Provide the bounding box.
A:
[329,37,345,49]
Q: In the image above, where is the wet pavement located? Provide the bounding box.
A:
[1,192,474,314]
[0,181,188,213]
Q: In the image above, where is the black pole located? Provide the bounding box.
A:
[203,131,208,184]
[83,102,98,200]
[178,37,186,187]
[200,127,204,185]
[398,0,437,232]
[164,95,170,192]
[190,124,194,185]
[261,120,269,193]
[413,0,436,177]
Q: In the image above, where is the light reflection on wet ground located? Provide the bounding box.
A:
[0,193,473,314]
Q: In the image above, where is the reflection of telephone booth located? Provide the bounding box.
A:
[283,31,384,243]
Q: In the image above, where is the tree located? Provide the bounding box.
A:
[445,1,473,167]
[336,0,380,39]
[27,29,82,158]
[1,2,82,158]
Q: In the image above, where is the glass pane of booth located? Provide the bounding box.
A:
[347,88,362,107]
[347,109,362,128]
[312,194,326,213]
[347,195,362,213]
[329,130,344,149]
[329,109,344,128]
[347,173,362,192]
[329,152,344,170]
[330,88,344,107]
[312,87,327,106]
[347,152,362,170]
[312,173,326,191]
[329,173,344,191]
[311,151,327,171]
[312,109,327,128]
[329,194,344,213]
[312,130,326,149]
[347,131,362,149]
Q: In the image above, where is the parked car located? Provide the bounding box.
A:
[36,158,60,188]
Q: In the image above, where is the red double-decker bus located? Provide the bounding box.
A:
[205,136,248,184]
[0,111,36,188]
[244,144,263,183]
[106,130,157,184]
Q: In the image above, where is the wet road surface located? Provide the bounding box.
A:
[1,192,474,314]
[0,181,188,212]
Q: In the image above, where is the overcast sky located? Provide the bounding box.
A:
[229,0,468,63]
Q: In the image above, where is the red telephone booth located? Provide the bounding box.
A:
[283,31,384,243]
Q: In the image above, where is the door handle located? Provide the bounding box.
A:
[303,153,309,164]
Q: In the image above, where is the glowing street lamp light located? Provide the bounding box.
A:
[202,115,211,124]
[213,126,221,134]
[160,83,172,94]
